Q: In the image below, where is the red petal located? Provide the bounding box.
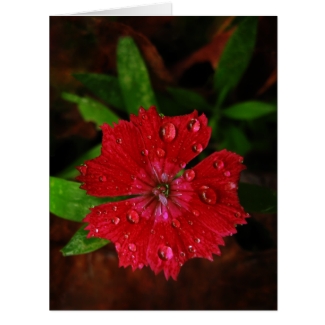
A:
[84,196,157,271]
[129,107,211,182]
[76,114,157,197]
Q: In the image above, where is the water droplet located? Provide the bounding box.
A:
[78,165,87,175]
[111,217,120,225]
[239,157,244,163]
[139,107,145,114]
[188,220,193,226]
[147,135,152,139]
[124,234,129,239]
[187,118,201,132]
[162,211,168,220]
[142,114,147,120]
[131,175,136,180]
[172,219,180,228]
[225,182,236,190]
[192,143,203,153]
[224,171,231,177]
[95,228,98,233]
[126,210,140,224]
[158,246,173,261]
[184,169,195,181]
[112,206,117,211]
[213,160,224,170]
[179,161,186,169]
[141,149,148,156]
[138,263,144,269]
[99,175,106,182]
[96,210,101,215]
[115,242,121,252]
[160,235,164,239]
[172,158,177,163]
[150,229,155,234]
[180,252,186,258]
[179,262,183,267]
[192,209,200,216]
[103,210,107,214]
[198,186,217,205]
[159,123,176,143]
[188,245,196,253]
[116,138,122,144]
[234,212,241,218]
[156,148,165,157]
[194,238,200,243]
[128,243,136,252]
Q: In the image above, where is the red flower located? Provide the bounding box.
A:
[76,107,248,280]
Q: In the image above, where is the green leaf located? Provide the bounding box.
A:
[61,224,109,256]
[214,16,258,105]
[223,101,276,120]
[219,125,251,156]
[117,36,158,114]
[50,177,119,222]
[238,183,277,213]
[73,73,125,110]
[62,92,119,128]
[167,87,212,112]
[56,144,101,179]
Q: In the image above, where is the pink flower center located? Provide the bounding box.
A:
[152,183,170,206]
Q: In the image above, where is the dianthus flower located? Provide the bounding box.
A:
[76,107,248,280]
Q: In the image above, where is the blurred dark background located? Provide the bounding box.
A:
[50,16,277,310]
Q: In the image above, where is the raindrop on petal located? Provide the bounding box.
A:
[198,186,217,205]
[180,252,186,258]
[141,149,148,156]
[184,169,195,181]
[192,143,203,153]
[171,219,180,228]
[195,238,200,243]
[78,165,87,175]
[150,229,155,234]
[99,175,106,182]
[159,123,176,143]
[225,182,236,190]
[213,160,224,170]
[128,243,136,252]
[188,245,196,253]
[116,138,122,144]
[126,210,140,224]
[187,118,201,132]
[112,206,117,211]
[156,148,166,157]
[158,246,173,261]
[115,242,121,252]
[111,217,120,225]
[179,161,186,169]
[192,209,200,216]
[224,171,231,177]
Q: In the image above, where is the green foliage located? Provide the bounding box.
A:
[61,92,119,129]
[50,177,119,222]
[73,73,125,110]
[167,87,212,112]
[61,224,109,256]
[219,125,251,156]
[223,101,276,120]
[117,36,158,114]
[238,183,277,213]
[214,16,258,105]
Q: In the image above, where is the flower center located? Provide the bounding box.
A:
[152,183,170,206]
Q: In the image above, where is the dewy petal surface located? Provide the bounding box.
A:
[78,107,249,280]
